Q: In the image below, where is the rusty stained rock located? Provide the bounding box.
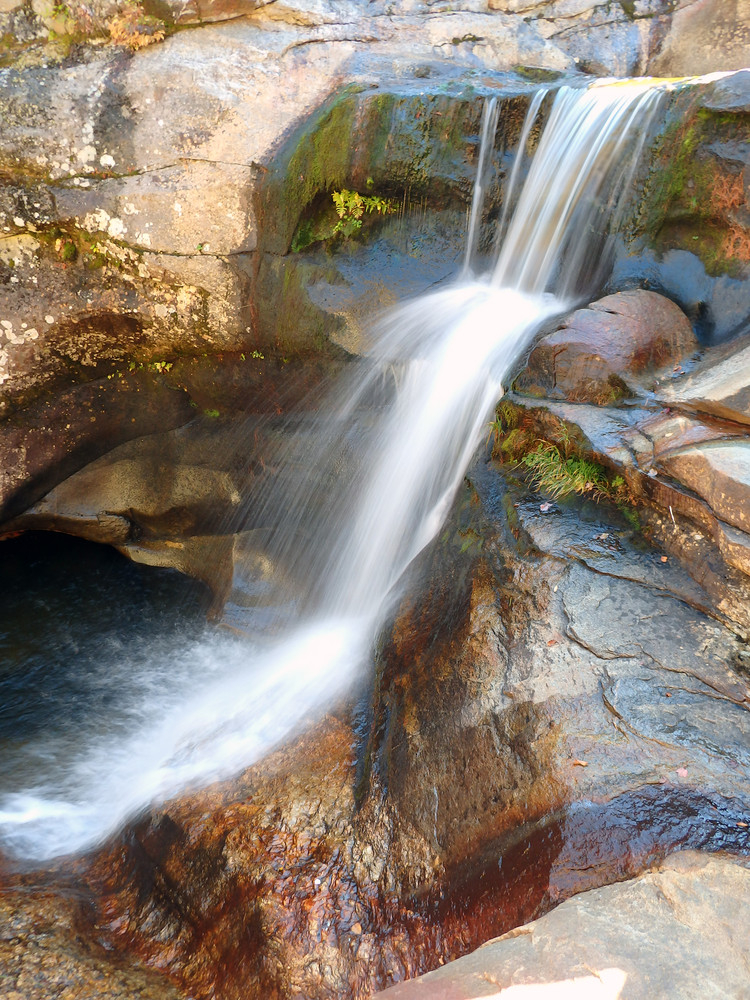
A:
[57,466,750,999]
[83,713,436,1000]
[374,851,750,1000]
[515,290,698,405]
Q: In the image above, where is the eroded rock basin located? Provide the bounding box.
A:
[1,455,749,999]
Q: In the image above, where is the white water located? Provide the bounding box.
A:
[0,79,671,861]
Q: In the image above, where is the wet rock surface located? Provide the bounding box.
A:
[361,461,750,880]
[0,3,748,997]
[659,335,750,426]
[0,885,185,1000]
[507,290,750,637]
[0,351,347,599]
[375,851,750,1000]
[516,290,698,404]
[2,456,744,998]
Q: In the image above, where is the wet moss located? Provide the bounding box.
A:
[258,91,359,254]
[636,96,750,277]
[489,401,637,510]
[511,66,563,83]
[258,85,488,255]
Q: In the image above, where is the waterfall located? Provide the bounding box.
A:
[0,78,669,861]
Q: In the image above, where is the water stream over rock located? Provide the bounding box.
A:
[0,76,718,864]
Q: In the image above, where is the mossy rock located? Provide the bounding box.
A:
[634,87,750,278]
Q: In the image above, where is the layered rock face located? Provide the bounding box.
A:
[504,289,750,636]
[0,0,749,559]
[0,3,749,1000]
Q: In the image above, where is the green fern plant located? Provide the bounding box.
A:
[331,189,395,236]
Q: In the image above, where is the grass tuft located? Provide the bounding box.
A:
[521,441,611,501]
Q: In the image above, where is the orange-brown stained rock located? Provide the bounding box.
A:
[84,712,448,999]
[515,290,698,405]
[4,472,750,1000]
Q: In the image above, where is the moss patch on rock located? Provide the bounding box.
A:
[636,94,750,277]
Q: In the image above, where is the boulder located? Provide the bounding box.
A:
[374,852,750,1000]
[515,290,698,404]
[650,0,750,78]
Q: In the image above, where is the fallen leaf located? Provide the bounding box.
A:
[547,639,558,647]
[661,556,668,563]
[677,767,688,777]
[737,821,748,829]
[572,759,588,767]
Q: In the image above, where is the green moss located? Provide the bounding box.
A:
[637,98,750,276]
[59,239,77,262]
[82,250,107,270]
[261,92,359,253]
[521,442,613,502]
[258,85,484,254]
[605,372,634,404]
[640,118,701,239]
[489,401,637,510]
[512,66,563,83]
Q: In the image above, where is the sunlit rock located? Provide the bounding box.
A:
[375,852,750,1000]
[515,290,698,405]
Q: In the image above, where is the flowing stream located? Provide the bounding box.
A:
[0,78,678,861]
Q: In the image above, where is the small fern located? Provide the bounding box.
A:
[331,189,395,236]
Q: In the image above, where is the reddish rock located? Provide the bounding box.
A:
[374,852,750,1000]
[516,290,698,405]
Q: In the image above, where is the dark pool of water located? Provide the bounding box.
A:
[0,531,210,760]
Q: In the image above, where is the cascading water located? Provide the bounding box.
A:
[0,78,672,861]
